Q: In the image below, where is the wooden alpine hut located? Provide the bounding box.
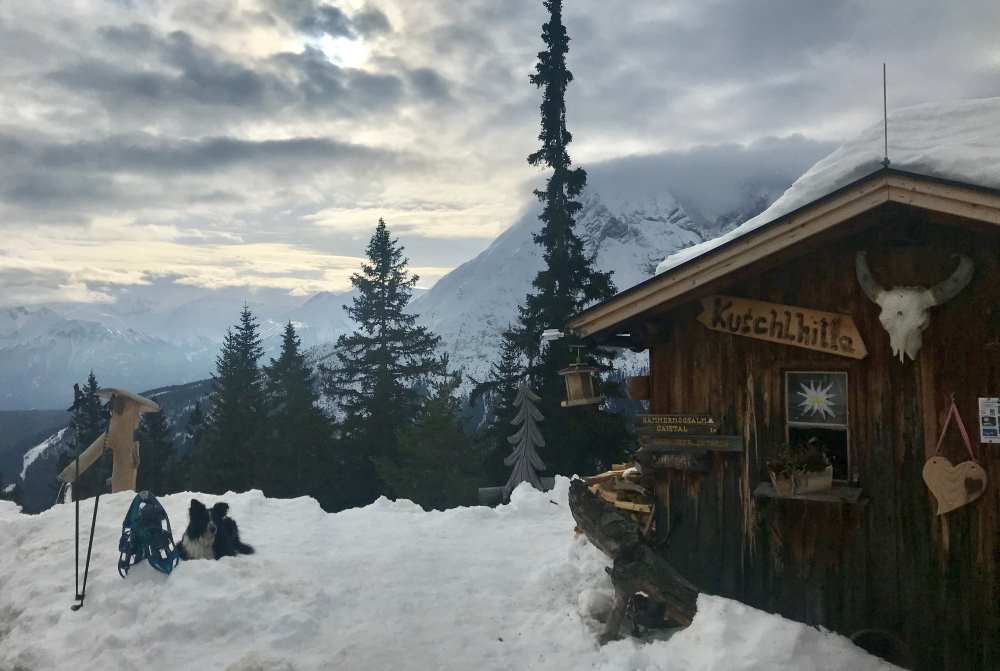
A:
[566,98,1000,670]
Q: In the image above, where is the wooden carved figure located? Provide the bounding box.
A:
[58,388,160,494]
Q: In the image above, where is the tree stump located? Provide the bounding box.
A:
[568,479,699,641]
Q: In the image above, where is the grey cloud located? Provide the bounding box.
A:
[299,5,354,38]
[353,7,392,36]
[269,0,391,39]
[584,135,836,225]
[0,131,416,218]
[407,67,451,101]
[50,25,411,120]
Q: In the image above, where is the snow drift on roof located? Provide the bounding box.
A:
[655,97,1000,275]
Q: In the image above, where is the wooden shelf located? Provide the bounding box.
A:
[753,482,866,505]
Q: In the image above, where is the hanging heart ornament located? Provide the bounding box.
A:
[922,456,988,515]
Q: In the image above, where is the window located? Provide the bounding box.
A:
[785,371,849,481]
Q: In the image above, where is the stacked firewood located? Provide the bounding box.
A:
[581,463,656,538]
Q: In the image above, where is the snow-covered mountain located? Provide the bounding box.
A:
[0,305,216,411]
[410,183,781,382]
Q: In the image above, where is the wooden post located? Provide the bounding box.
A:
[58,388,160,494]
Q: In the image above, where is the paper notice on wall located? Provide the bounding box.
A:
[979,398,1000,444]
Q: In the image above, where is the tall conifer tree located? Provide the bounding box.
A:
[263,321,331,498]
[510,0,629,475]
[195,305,265,493]
[375,371,477,509]
[320,219,445,499]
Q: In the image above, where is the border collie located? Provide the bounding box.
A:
[177,499,255,560]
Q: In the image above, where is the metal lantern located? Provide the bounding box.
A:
[559,347,604,407]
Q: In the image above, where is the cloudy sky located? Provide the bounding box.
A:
[2,0,999,307]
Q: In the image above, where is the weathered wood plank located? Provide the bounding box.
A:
[753,482,865,505]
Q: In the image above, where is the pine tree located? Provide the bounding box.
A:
[509,0,629,476]
[503,383,546,499]
[137,410,173,496]
[320,218,445,500]
[375,371,477,509]
[72,372,105,448]
[262,322,331,499]
[195,305,265,493]
[470,329,524,485]
[59,371,109,499]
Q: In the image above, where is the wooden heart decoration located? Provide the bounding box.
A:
[922,456,988,515]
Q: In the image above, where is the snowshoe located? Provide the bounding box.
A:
[118,491,179,577]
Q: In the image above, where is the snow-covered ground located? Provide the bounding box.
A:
[0,478,896,670]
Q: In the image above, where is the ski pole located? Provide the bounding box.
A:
[72,488,99,612]
[74,447,80,603]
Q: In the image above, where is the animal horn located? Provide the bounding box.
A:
[928,254,974,306]
[855,251,884,302]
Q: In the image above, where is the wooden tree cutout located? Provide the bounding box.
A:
[504,382,546,499]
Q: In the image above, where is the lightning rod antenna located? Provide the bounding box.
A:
[882,63,890,168]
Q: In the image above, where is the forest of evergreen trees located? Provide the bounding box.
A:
[44,0,633,513]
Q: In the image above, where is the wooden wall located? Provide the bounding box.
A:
[645,208,1000,670]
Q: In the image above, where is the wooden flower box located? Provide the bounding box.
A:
[794,465,834,494]
[768,466,834,497]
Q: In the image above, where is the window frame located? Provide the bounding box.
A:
[784,370,851,481]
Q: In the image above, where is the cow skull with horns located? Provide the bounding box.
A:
[855,251,974,362]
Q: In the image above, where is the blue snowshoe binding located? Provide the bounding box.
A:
[118,491,180,577]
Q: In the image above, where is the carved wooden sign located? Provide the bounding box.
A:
[639,435,743,452]
[634,447,711,472]
[636,414,718,436]
[697,295,867,360]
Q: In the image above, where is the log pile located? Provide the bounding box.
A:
[568,478,699,642]
[581,464,655,536]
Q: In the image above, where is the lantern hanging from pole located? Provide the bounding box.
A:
[559,346,604,408]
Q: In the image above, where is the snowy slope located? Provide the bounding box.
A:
[0,478,897,671]
[19,427,67,480]
[656,97,1000,274]
[411,191,706,381]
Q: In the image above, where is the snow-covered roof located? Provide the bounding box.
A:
[656,97,1000,275]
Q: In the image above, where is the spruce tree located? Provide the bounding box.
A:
[72,372,105,448]
[195,305,265,493]
[375,371,477,510]
[510,0,628,476]
[320,219,445,500]
[60,371,110,499]
[137,411,173,496]
[263,321,331,499]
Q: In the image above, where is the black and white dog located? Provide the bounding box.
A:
[177,499,255,560]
